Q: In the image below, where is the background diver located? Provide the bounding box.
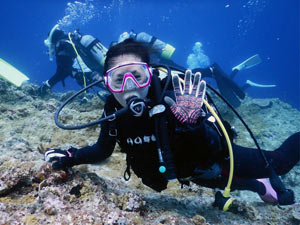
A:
[45,39,299,209]
[186,41,277,107]
[39,24,109,99]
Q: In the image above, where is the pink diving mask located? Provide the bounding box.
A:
[105,62,152,93]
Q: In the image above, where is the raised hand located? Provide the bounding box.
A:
[164,70,206,124]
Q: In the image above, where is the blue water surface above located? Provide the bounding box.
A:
[0,0,299,109]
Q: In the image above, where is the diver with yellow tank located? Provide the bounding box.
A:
[44,39,299,211]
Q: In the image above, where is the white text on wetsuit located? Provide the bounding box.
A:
[126,135,156,146]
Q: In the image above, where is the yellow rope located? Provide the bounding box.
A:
[68,33,87,90]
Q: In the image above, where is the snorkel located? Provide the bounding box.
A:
[44,24,59,61]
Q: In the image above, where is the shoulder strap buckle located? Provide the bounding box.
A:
[109,129,117,137]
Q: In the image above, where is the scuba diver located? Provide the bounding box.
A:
[45,39,299,210]
[40,24,109,99]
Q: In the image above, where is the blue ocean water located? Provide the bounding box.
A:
[0,0,299,109]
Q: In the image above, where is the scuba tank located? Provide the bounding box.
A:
[135,32,175,60]
[118,31,176,61]
[72,31,108,73]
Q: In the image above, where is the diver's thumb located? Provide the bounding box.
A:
[164,96,176,107]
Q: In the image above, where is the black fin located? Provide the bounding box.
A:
[210,63,245,108]
[215,74,245,108]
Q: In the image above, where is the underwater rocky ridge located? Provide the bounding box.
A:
[0,78,299,225]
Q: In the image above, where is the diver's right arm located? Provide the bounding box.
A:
[45,118,116,170]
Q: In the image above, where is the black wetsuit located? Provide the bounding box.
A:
[48,39,100,89]
[71,90,300,193]
[48,39,77,88]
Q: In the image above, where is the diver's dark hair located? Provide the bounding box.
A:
[103,38,150,73]
[51,29,67,45]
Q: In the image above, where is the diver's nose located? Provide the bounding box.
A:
[124,78,138,91]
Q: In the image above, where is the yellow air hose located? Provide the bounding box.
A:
[68,33,87,91]
[203,98,234,210]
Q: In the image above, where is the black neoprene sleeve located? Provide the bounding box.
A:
[72,119,116,165]
[48,55,74,87]
[222,132,300,179]
[48,40,77,88]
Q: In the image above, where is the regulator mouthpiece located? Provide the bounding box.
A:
[126,97,147,117]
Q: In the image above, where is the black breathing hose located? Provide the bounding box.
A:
[54,79,128,130]
[54,80,147,130]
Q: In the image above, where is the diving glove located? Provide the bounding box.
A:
[165,70,206,124]
[45,147,77,170]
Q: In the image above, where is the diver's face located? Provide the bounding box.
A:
[106,54,150,107]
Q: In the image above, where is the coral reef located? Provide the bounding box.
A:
[0,79,299,224]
